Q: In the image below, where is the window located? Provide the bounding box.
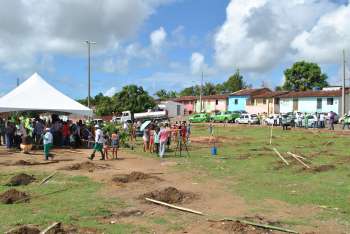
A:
[275,98,280,104]
[234,99,238,105]
[317,98,322,109]
[215,100,219,105]
[263,99,266,104]
[327,98,334,105]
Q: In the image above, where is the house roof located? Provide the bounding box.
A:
[173,96,197,102]
[230,88,271,96]
[200,94,229,100]
[253,91,289,98]
[279,88,350,98]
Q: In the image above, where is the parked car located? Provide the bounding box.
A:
[211,111,239,123]
[189,113,209,123]
[301,115,317,128]
[235,114,260,124]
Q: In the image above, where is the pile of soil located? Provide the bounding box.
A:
[0,189,30,204]
[60,161,108,171]
[13,160,33,166]
[313,165,335,172]
[113,171,154,183]
[210,220,274,234]
[141,186,194,204]
[6,173,36,186]
[5,225,40,234]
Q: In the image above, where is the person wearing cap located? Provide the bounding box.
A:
[43,128,53,160]
[89,125,105,160]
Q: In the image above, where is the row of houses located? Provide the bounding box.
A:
[173,87,350,115]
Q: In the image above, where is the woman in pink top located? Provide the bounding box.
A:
[158,124,169,158]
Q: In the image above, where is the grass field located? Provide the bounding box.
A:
[131,124,350,228]
[0,124,349,233]
[0,172,137,233]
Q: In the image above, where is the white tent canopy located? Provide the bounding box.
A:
[0,73,92,116]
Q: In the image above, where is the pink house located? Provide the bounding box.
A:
[173,96,197,115]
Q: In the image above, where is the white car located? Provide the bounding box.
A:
[235,114,260,124]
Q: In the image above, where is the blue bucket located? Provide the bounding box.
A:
[211,147,217,156]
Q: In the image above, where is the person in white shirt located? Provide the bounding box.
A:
[43,128,53,160]
[89,125,105,160]
[319,113,325,128]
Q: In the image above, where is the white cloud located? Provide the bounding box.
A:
[0,0,171,73]
[292,4,350,63]
[104,87,118,97]
[150,27,167,50]
[214,0,339,72]
[102,27,168,73]
[190,52,215,75]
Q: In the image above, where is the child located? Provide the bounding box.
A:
[43,128,53,160]
[111,130,120,160]
[103,133,110,160]
[143,127,149,152]
[154,127,160,154]
[149,127,154,153]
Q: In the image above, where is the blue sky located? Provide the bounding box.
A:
[0,0,349,99]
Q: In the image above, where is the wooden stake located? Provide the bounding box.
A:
[273,148,289,165]
[39,171,58,185]
[40,222,61,234]
[145,198,203,215]
[287,152,311,169]
[269,125,273,145]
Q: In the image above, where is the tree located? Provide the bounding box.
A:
[202,82,217,96]
[155,89,168,100]
[221,70,247,93]
[113,85,155,113]
[283,61,328,91]
[155,89,177,100]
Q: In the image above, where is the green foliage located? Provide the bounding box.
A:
[178,69,248,97]
[283,61,328,91]
[220,69,247,93]
[155,89,177,100]
[113,85,155,113]
[78,85,156,116]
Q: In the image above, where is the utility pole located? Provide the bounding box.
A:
[199,71,203,113]
[86,40,96,108]
[342,49,346,116]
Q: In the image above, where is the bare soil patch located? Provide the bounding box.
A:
[0,189,30,204]
[141,186,195,204]
[0,160,60,166]
[313,164,335,173]
[60,161,109,171]
[209,220,276,234]
[5,225,40,234]
[6,173,36,186]
[112,171,160,184]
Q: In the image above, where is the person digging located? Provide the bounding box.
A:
[88,125,105,160]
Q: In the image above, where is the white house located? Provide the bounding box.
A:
[279,87,350,114]
[158,100,185,118]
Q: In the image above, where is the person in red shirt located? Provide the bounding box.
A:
[62,122,70,146]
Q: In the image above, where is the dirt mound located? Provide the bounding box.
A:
[210,220,274,234]
[6,173,36,186]
[141,186,195,204]
[60,161,108,171]
[313,165,335,172]
[5,225,40,234]
[113,171,156,183]
[13,160,33,166]
[0,189,30,204]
